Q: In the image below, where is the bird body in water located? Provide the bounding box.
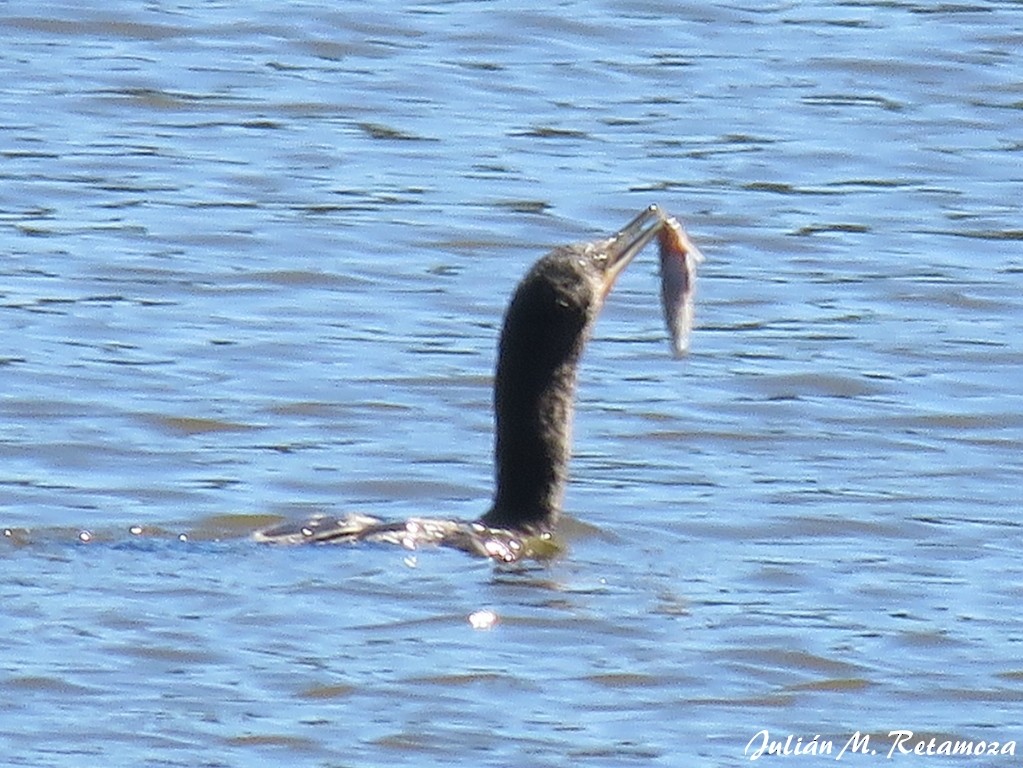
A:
[255,205,697,562]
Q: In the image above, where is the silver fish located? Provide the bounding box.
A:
[658,216,704,357]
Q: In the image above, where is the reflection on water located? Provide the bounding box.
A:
[2,0,1022,765]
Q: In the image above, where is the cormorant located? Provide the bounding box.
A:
[255,205,671,562]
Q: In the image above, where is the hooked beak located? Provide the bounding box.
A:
[599,204,666,296]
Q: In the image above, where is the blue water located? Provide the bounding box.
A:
[2,1,1022,765]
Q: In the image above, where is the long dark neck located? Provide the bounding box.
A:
[482,276,590,532]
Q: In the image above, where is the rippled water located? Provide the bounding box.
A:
[2,1,1022,765]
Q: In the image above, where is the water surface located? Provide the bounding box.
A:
[2,1,1022,765]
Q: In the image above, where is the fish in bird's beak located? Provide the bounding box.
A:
[658,214,704,357]
[598,204,666,297]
